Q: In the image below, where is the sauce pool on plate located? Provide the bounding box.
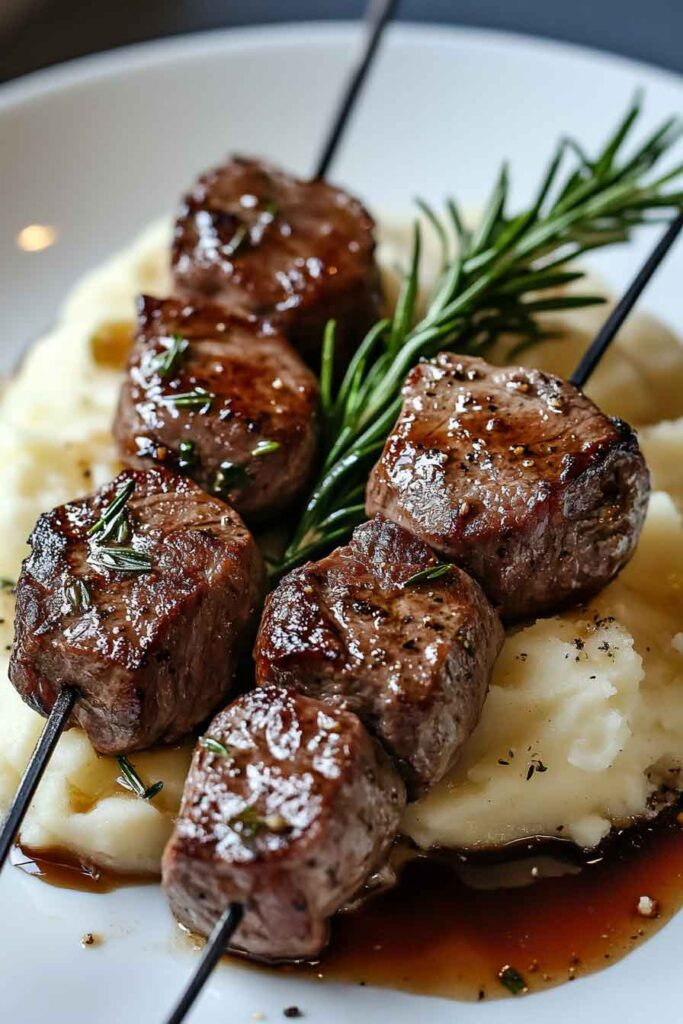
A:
[12,813,683,1000]
[295,815,683,1000]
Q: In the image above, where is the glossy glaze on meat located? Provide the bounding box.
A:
[10,468,265,754]
[114,296,319,523]
[366,354,650,622]
[172,156,382,369]
[255,516,503,793]
[162,686,406,960]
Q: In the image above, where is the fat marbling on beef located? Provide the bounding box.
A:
[255,515,504,793]
[172,156,382,370]
[162,686,406,960]
[366,354,650,622]
[10,467,265,754]
[114,296,319,523]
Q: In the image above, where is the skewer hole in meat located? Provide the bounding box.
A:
[161,686,406,961]
[366,354,650,623]
[114,297,319,524]
[171,156,383,371]
[255,516,504,794]
[9,468,265,754]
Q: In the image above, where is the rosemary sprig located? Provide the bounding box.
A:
[116,755,164,801]
[152,333,189,378]
[276,97,683,575]
[404,563,455,587]
[89,546,153,574]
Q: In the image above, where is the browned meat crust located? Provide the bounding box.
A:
[366,354,650,622]
[161,687,406,960]
[254,516,504,793]
[114,296,319,524]
[172,156,382,369]
[10,468,265,754]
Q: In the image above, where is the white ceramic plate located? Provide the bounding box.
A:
[0,22,681,1024]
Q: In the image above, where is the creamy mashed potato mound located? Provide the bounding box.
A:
[0,217,681,872]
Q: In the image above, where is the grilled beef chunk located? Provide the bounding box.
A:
[114,296,319,523]
[254,516,503,793]
[366,354,650,622]
[10,468,265,754]
[172,156,382,370]
[162,686,405,961]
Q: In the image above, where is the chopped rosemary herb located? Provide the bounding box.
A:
[227,804,292,838]
[498,965,527,996]
[152,333,189,378]
[161,387,215,412]
[64,578,92,614]
[223,199,279,258]
[262,200,279,220]
[212,440,281,496]
[89,546,152,574]
[111,515,130,545]
[224,223,249,257]
[116,755,164,801]
[199,735,233,758]
[212,461,248,496]
[0,578,15,591]
[252,439,281,457]
[228,804,265,838]
[88,479,135,537]
[177,439,196,470]
[404,563,455,587]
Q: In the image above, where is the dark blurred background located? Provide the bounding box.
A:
[1,0,682,84]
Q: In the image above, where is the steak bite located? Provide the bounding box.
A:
[172,156,382,370]
[114,296,319,523]
[10,468,265,754]
[366,353,650,623]
[161,686,406,961]
[254,516,503,793]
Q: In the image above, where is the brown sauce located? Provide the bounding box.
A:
[10,844,154,893]
[291,816,683,1000]
[12,816,683,1001]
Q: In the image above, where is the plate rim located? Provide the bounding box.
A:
[1,19,681,116]
[0,19,681,1024]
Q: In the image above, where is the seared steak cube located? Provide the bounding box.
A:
[255,516,503,793]
[172,156,382,370]
[366,354,650,622]
[162,686,405,961]
[114,296,319,524]
[10,468,265,754]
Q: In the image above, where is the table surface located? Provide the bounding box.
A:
[1,0,682,84]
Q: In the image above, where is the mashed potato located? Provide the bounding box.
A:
[0,217,680,872]
[404,490,683,849]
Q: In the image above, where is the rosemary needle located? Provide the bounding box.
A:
[116,755,164,801]
[403,564,455,587]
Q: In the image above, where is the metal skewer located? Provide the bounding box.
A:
[571,211,683,387]
[165,905,244,1024]
[0,686,77,868]
[162,3,399,1021]
[313,0,398,180]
